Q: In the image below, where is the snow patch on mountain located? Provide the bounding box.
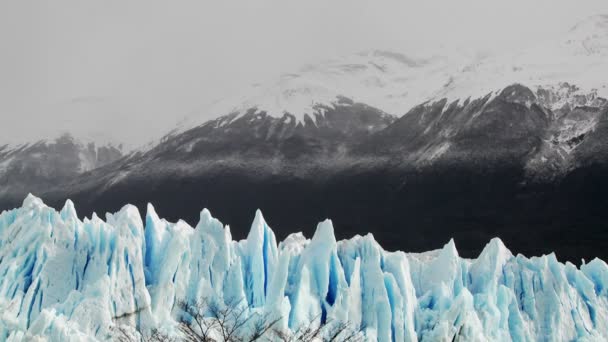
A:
[1,196,608,341]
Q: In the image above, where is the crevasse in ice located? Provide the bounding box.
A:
[1,195,607,341]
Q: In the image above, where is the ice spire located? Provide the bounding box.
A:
[244,209,278,307]
[60,199,78,222]
[22,193,43,209]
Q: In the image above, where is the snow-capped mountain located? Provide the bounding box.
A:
[37,85,608,263]
[1,195,608,341]
[2,15,608,265]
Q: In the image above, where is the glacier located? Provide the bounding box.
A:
[1,195,608,341]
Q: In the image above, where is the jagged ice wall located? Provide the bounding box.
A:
[1,195,608,341]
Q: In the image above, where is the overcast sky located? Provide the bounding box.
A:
[1,0,608,148]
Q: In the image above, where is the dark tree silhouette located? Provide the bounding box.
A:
[176,297,281,342]
[112,296,363,342]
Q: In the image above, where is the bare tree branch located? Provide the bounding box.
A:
[112,297,363,342]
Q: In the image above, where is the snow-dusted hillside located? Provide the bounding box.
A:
[1,195,608,341]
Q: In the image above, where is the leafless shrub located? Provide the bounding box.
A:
[176,297,281,342]
[112,297,363,342]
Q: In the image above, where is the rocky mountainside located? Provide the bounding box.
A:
[0,135,122,204]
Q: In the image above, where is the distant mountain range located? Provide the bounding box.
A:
[0,136,122,202]
[2,15,608,263]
